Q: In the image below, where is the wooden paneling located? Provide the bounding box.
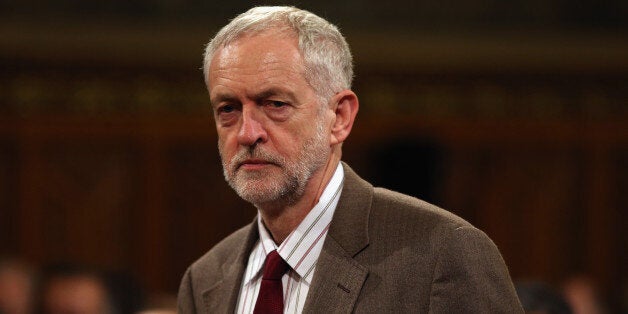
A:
[0,139,19,254]
[0,115,626,303]
[0,51,626,311]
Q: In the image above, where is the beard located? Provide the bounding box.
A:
[219,118,329,206]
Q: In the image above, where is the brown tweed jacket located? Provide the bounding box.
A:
[178,163,523,313]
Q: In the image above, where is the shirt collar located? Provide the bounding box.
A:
[244,163,345,285]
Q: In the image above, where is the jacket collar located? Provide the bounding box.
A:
[201,218,259,314]
[302,162,372,313]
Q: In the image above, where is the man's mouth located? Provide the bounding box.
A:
[237,159,273,170]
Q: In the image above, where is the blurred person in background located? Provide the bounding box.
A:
[179,5,522,313]
[515,281,572,314]
[38,263,144,314]
[0,259,37,314]
[562,275,607,314]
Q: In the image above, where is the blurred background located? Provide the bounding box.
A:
[0,0,627,313]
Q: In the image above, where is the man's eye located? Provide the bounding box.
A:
[218,104,235,113]
[268,101,287,108]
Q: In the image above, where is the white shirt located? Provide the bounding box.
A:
[235,163,344,314]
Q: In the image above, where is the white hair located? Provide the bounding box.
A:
[203,6,353,102]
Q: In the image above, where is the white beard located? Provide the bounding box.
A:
[219,117,329,206]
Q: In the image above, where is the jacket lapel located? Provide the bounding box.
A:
[202,220,259,314]
[303,163,373,313]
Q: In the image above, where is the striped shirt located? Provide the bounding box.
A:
[235,163,344,314]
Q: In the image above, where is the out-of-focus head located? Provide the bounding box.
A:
[515,281,572,314]
[203,6,353,103]
[42,274,111,314]
[39,264,145,314]
[0,260,36,314]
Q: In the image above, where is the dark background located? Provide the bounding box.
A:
[1,0,627,311]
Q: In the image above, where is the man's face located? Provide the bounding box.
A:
[208,31,331,206]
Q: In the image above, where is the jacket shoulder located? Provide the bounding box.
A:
[368,187,500,261]
[371,187,472,231]
[365,188,522,312]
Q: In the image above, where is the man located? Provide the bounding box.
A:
[39,263,145,314]
[39,265,114,314]
[0,259,36,314]
[178,6,523,313]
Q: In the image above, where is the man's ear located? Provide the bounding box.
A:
[330,90,359,145]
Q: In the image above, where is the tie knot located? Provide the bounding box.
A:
[262,250,289,280]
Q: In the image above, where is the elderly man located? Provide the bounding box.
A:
[178,6,523,313]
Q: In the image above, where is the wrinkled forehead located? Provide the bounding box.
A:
[209,27,300,66]
[207,29,306,84]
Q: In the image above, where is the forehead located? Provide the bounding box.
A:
[208,31,306,87]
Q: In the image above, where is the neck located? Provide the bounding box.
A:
[258,148,341,244]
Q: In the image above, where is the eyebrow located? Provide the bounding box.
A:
[211,88,297,107]
[252,88,296,102]
[210,93,238,108]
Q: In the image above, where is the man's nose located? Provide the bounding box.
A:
[237,106,267,146]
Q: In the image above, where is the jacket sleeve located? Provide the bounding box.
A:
[178,266,198,314]
[428,226,524,313]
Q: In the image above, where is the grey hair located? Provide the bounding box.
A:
[203,6,353,102]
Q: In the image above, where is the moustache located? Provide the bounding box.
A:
[229,147,285,170]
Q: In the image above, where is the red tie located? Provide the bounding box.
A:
[253,250,290,314]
